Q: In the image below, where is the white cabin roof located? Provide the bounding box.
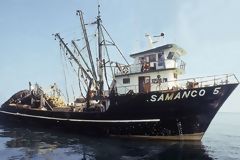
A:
[130,44,187,58]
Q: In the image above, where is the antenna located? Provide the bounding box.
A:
[145,32,165,48]
[145,33,154,49]
[98,0,100,17]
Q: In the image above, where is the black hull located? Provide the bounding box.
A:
[0,84,238,140]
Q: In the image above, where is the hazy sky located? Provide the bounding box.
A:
[0,0,239,112]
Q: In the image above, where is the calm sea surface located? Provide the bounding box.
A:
[0,112,239,160]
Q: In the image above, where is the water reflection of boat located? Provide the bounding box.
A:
[0,7,238,140]
[0,123,213,160]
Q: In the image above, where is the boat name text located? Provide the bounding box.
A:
[149,87,221,102]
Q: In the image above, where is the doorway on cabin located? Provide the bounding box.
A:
[139,76,151,93]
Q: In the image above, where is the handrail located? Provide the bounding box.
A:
[233,74,240,83]
[114,59,186,76]
[116,74,239,94]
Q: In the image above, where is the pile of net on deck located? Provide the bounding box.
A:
[44,95,66,108]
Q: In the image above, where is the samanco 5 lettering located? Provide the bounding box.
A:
[150,89,206,102]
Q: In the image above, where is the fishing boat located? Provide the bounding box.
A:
[0,8,238,140]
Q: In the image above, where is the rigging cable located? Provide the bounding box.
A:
[71,85,75,102]
[100,25,114,77]
[103,59,110,89]
[68,58,86,99]
[99,27,110,89]
[68,60,77,101]
[62,46,72,103]
[59,43,70,103]
[72,40,93,77]
[78,68,86,98]
[101,24,129,65]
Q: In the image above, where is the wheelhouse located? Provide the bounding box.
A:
[114,44,186,94]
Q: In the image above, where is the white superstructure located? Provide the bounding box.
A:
[114,44,186,94]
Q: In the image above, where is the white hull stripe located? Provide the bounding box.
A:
[0,110,160,123]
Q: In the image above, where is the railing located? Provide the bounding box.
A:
[171,74,239,89]
[116,74,239,94]
[178,60,186,70]
[115,59,186,76]
[114,64,140,76]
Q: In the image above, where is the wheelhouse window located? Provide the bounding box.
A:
[167,52,174,59]
[144,56,149,62]
[158,52,164,66]
[149,54,156,62]
[123,78,130,84]
[139,57,144,64]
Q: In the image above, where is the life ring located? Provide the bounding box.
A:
[122,66,129,74]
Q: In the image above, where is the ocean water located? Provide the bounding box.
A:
[0,112,239,160]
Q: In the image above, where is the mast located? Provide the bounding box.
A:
[76,10,97,81]
[97,4,104,96]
